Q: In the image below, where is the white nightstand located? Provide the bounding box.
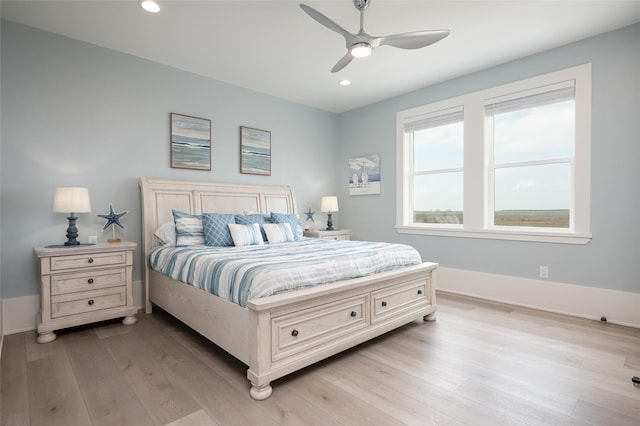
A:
[303,229,352,240]
[34,241,138,343]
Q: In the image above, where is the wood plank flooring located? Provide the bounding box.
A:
[2,292,640,425]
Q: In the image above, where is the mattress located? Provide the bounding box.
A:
[149,238,422,307]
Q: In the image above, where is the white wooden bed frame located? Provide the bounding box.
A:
[139,177,438,400]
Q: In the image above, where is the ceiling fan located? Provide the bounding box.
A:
[300,0,450,73]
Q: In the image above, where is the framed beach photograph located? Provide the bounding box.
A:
[170,113,211,170]
[349,153,381,195]
[240,126,271,175]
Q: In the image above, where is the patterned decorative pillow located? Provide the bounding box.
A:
[263,223,295,244]
[228,223,265,247]
[172,210,204,246]
[202,213,235,246]
[270,212,302,240]
[235,214,267,241]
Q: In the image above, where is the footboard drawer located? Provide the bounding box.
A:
[371,279,428,324]
[271,294,368,362]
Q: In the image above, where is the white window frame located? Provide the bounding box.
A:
[396,64,591,244]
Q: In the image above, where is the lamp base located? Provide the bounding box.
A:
[48,214,95,248]
[64,214,81,246]
[326,213,334,231]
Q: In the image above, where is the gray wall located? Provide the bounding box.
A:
[1,20,338,298]
[2,19,639,301]
[337,23,640,294]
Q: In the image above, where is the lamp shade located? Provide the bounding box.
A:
[52,187,92,213]
[320,196,339,213]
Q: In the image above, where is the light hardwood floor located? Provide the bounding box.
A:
[2,292,640,426]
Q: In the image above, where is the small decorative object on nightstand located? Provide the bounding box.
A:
[50,187,94,247]
[320,196,339,231]
[304,229,351,241]
[97,203,129,243]
[304,205,316,230]
[34,241,138,343]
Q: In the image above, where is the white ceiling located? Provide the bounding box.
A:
[2,0,640,113]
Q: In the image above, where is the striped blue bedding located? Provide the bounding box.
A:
[149,238,422,307]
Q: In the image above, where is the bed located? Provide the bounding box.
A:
[139,177,438,400]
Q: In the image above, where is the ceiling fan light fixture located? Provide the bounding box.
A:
[139,0,160,13]
[350,43,372,58]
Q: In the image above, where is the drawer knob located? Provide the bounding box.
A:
[381,301,387,307]
[88,278,94,284]
[291,329,299,337]
[88,299,95,306]
[88,258,94,264]
[417,289,423,295]
[350,311,357,317]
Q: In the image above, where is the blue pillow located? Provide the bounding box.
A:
[270,212,303,240]
[202,213,235,246]
[235,214,267,241]
[172,210,204,246]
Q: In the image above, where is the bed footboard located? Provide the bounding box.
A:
[245,262,437,400]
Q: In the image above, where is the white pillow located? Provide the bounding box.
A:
[228,223,265,247]
[154,222,177,246]
[263,223,295,244]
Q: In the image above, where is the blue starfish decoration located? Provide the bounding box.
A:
[305,206,316,222]
[97,203,128,231]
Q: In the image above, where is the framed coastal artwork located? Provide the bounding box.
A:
[349,153,381,195]
[170,113,211,171]
[240,126,271,175]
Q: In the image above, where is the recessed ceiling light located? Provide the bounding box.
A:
[340,80,351,86]
[140,0,160,13]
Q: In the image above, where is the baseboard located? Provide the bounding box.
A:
[2,294,39,334]
[437,267,640,329]
[1,280,145,335]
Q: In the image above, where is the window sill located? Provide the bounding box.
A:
[395,225,591,245]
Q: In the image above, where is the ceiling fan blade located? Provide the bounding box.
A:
[378,30,450,49]
[300,4,352,38]
[331,52,354,73]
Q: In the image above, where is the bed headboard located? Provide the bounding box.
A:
[139,177,297,311]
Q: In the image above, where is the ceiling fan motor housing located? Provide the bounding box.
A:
[353,0,370,11]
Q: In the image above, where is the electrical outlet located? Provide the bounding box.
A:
[539,266,549,279]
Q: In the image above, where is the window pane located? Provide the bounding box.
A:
[493,100,574,164]
[413,172,463,224]
[413,121,463,171]
[494,163,571,228]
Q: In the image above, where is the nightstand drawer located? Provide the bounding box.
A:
[371,279,428,324]
[51,268,127,295]
[271,294,368,362]
[50,251,128,271]
[51,287,126,318]
[321,234,349,240]
[303,229,352,240]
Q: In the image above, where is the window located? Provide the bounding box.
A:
[409,106,464,225]
[396,64,591,244]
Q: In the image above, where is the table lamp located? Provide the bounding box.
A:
[52,187,92,246]
[320,196,339,231]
